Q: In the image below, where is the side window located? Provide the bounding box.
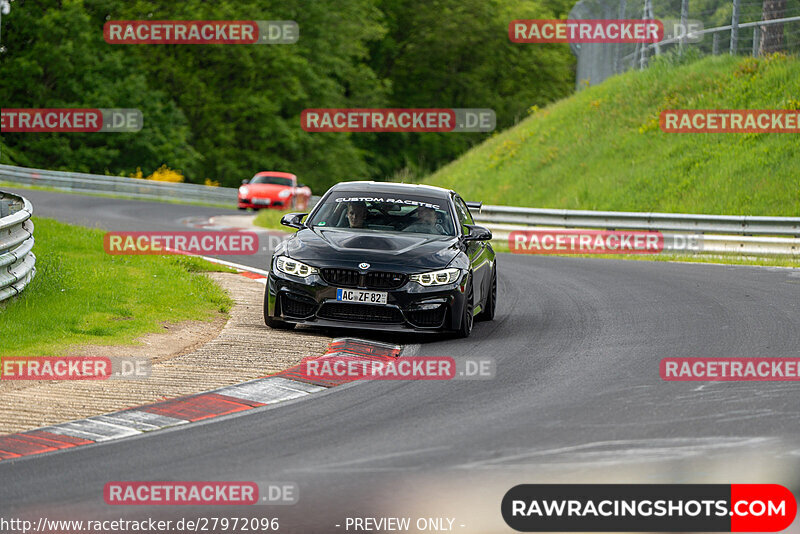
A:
[453,196,474,235]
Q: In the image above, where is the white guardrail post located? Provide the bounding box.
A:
[0,190,36,302]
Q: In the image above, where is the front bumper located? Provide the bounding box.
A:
[238,197,287,209]
[265,270,468,333]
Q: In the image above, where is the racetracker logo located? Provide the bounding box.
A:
[510,230,703,254]
[301,109,496,132]
[300,355,495,382]
[509,20,664,43]
[1,109,142,132]
[104,481,298,505]
[509,230,703,254]
[511,230,663,254]
[661,358,800,381]
[103,231,259,255]
[501,484,796,532]
[302,356,457,381]
[104,21,298,44]
[661,110,800,133]
[1,357,150,380]
[105,482,257,505]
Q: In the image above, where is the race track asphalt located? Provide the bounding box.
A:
[2,189,800,533]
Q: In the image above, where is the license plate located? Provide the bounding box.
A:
[336,288,387,305]
[253,198,271,205]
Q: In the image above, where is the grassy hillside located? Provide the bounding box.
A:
[423,53,800,216]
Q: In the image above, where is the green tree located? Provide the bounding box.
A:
[0,0,198,174]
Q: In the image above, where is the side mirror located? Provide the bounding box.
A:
[463,224,492,242]
[241,179,250,185]
[281,212,308,230]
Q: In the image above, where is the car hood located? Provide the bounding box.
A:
[246,183,290,197]
[285,227,461,272]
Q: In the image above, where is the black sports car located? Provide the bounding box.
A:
[264,181,497,337]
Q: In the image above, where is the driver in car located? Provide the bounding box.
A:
[346,201,368,228]
[404,206,440,234]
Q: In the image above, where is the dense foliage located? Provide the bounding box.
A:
[0,0,575,192]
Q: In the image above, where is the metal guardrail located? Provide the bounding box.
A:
[0,164,237,205]
[473,205,800,237]
[0,191,36,302]
[474,208,800,256]
[622,14,800,66]
[0,162,797,256]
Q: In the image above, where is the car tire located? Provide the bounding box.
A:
[238,206,246,211]
[476,266,496,322]
[456,276,474,338]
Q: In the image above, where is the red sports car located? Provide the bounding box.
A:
[238,172,312,211]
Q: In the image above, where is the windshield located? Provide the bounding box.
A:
[307,194,456,236]
[251,175,293,186]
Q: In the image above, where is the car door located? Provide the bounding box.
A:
[453,195,489,308]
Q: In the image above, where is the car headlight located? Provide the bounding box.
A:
[278,189,292,198]
[274,256,318,277]
[410,268,461,286]
[239,186,249,196]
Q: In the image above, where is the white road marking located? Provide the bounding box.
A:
[217,377,325,404]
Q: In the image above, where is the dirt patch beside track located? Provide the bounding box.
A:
[0,273,331,434]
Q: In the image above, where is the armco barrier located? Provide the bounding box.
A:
[1,163,797,254]
[475,207,800,256]
[473,205,800,237]
[0,191,36,302]
[0,164,237,205]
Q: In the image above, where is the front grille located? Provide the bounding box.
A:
[320,268,407,290]
[281,294,317,318]
[321,268,360,287]
[318,303,404,323]
[407,306,447,327]
[365,271,408,289]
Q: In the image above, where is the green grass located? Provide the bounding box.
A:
[0,217,235,357]
[423,52,800,216]
[253,208,294,232]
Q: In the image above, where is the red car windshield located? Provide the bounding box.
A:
[251,175,293,186]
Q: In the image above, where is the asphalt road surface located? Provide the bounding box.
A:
[3,188,800,533]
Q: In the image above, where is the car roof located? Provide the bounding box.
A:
[328,181,453,200]
[254,171,296,179]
